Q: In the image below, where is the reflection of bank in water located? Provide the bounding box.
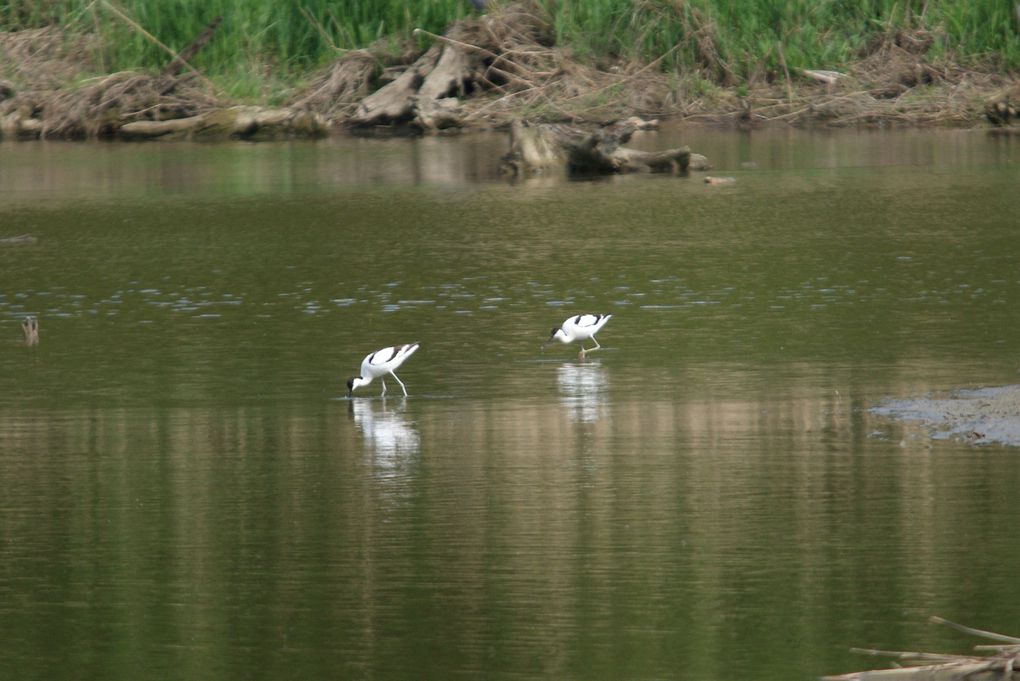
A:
[556,361,608,423]
[350,398,420,473]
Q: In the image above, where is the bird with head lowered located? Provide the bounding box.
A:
[547,314,612,357]
[347,342,420,397]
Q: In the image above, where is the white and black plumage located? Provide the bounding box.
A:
[347,342,420,397]
[21,316,38,346]
[548,314,612,356]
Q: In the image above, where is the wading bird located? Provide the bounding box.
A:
[547,314,612,357]
[21,316,38,346]
[347,342,420,397]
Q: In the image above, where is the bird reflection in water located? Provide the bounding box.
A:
[349,398,420,477]
[556,361,609,423]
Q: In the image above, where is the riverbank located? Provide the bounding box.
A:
[1,1,1019,140]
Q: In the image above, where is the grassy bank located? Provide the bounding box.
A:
[552,0,1020,77]
[2,0,1018,102]
[0,0,468,99]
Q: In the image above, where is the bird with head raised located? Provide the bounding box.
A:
[547,314,612,357]
[347,342,420,397]
[21,316,39,346]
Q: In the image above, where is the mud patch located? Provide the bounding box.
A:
[872,385,1020,446]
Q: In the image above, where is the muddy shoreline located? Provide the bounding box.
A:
[873,385,1020,447]
[2,2,1019,142]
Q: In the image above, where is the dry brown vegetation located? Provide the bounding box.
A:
[734,29,1018,127]
[0,26,221,139]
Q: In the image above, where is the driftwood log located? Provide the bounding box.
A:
[825,617,1020,681]
[118,106,328,141]
[0,102,327,142]
[502,120,692,176]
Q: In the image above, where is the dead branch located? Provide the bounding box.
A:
[163,15,222,77]
[825,618,1020,681]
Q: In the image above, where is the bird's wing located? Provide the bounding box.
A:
[397,342,420,360]
[574,314,604,329]
[366,343,419,368]
[366,346,399,367]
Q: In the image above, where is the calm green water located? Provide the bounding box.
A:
[1,129,1019,681]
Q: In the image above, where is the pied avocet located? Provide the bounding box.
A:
[547,314,612,356]
[347,342,420,397]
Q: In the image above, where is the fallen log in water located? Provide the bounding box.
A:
[825,617,1020,681]
[502,119,692,176]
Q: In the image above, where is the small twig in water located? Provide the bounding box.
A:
[928,616,1020,644]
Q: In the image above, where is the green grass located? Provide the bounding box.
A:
[0,0,469,95]
[1,0,1017,98]
[545,0,1020,78]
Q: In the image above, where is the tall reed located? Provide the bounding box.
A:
[544,0,1020,78]
[0,0,468,97]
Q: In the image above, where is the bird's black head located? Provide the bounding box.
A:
[549,327,561,340]
[346,376,356,398]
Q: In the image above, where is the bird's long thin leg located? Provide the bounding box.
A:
[380,377,387,397]
[390,371,408,397]
[592,336,602,350]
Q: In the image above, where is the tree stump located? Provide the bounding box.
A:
[502,120,692,176]
[349,46,441,127]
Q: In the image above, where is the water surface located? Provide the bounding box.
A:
[1,128,1019,680]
